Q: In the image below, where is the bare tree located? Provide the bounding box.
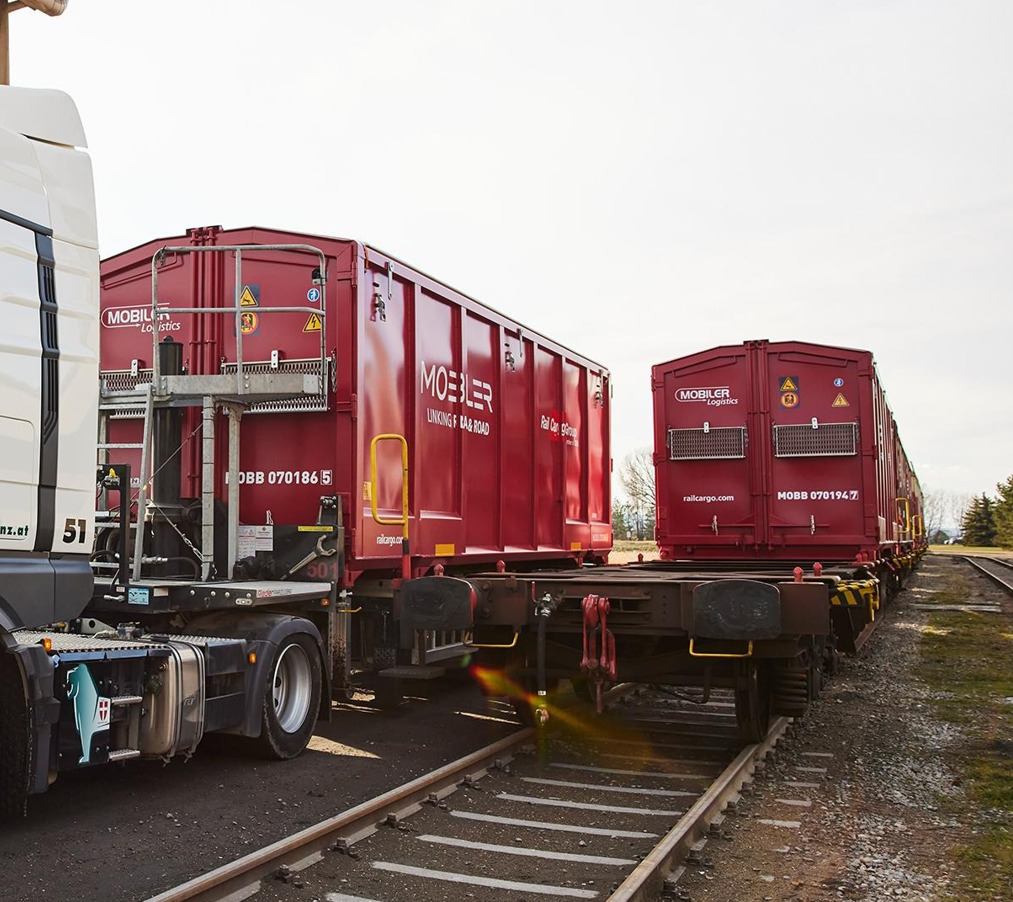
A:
[922,487,974,540]
[947,492,974,535]
[620,448,656,540]
[921,488,947,539]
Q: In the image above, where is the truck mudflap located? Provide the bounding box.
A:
[397,576,476,648]
[690,579,782,641]
[0,637,58,814]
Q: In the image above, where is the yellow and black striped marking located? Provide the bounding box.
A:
[830,579,880,620]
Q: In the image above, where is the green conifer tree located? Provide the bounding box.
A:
[993,475,1013,548]
[961,493,997,547]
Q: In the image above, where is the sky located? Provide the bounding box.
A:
[13,1,1013,501]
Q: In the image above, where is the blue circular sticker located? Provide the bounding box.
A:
[833,377,844,387]
[307,288,321,303]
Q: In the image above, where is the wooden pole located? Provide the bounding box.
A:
[0,2,10,86]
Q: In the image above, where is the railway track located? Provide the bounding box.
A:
[146,690,789,902]
[963,556,1013,594]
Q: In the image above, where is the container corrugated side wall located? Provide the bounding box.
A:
[353,245,611,569]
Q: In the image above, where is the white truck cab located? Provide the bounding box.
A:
[0,88,332,818]
[0,86,98,628]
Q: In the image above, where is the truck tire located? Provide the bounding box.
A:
[255,634,322,760]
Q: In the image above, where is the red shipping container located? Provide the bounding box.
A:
[653,339,920,562]
[99,226,612,582]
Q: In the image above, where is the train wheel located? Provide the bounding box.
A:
[255,634,322,759]
[734,661,770,744]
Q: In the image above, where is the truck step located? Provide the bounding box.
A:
[107,749,142,762]
[378,665,446,681]
[110,695,144,707]
[97,442,144,450]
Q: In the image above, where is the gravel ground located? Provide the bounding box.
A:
[675,553,1004,902]
[0,675,519,902]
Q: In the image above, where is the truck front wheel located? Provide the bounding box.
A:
[255,634,322,759]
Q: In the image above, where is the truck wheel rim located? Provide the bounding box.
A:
[272,643,312,733]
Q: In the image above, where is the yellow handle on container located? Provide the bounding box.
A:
[369,434,409,536]
[688,638,754,659]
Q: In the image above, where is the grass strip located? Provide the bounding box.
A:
[917,577,1013,899]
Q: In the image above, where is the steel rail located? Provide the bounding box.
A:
[964,557,1013,596]
[144,683,635,902]
[144,727,534,902]
[604,716,791,902]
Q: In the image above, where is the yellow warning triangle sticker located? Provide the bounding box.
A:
[832,392,850,407]
[239,286,258,307]
[779,376,797,392]
[303,312,322,332]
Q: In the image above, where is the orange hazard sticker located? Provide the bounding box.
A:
[780,391,799,408]
[779,376,798,392]
[239,286,259,307]
[303,312,323,332]
[832,392,850,407]
[239,311,259,334]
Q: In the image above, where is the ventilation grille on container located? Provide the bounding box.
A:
[220,358,330,414]
[773,422,858,457]
[102,368,153,393]
[668,426,747,460]
[100,368,153,418]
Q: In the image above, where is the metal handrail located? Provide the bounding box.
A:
[149,244,328,396]
[369,433,410,579]
[369,434,409,529]
[895,496,911,534]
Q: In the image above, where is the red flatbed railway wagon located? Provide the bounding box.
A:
[95,226,611,681]
[402,341,924,739]
[652,338,924,649]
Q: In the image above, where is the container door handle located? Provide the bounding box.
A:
[895,497,910,535]
[369,433,410,578]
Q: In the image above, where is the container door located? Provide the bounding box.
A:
[586,371,610,550]
[658,352,755,554]
[358,260,408,558]
[562,360,587,550]
[461,311,498,550]
[414,289,462,555]
[501,332,534,550]
[766,347,866,552]
[534,347,564,549]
